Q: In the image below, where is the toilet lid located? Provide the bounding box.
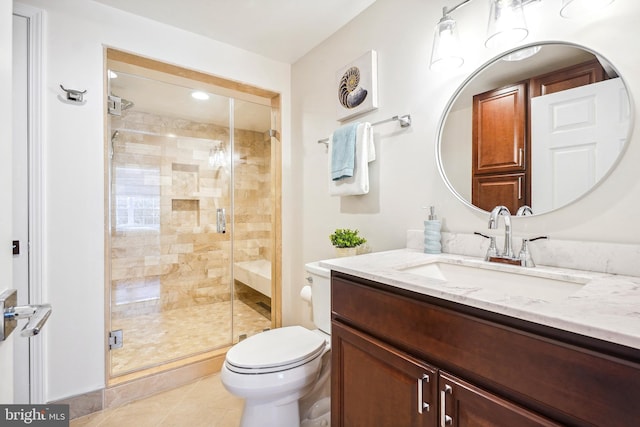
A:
[226,326,326,373]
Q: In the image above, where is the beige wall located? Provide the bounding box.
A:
[292,0,640,327]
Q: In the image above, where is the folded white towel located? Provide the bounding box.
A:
[328,122,375,196]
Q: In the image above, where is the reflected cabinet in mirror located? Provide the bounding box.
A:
[437,42,633,215]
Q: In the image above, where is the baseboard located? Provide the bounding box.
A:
[51,353,225,420]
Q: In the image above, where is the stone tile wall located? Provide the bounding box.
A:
[109,110,272,319]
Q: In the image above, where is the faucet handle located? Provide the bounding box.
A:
[474,232,500,261]
[519,236,548,267]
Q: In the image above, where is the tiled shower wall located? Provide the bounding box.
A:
[109,110,272,320]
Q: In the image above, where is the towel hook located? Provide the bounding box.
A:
[60,85,87,103]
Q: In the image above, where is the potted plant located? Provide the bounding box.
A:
[329,228,367,257]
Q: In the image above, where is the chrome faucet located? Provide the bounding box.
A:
[488,206,514,259]
[516,205,533,216]
[479,205,549,267]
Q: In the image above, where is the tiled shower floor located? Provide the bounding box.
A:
[111,295,271,375]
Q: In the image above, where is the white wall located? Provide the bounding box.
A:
[0,0,14,404]
[292,0,640,326]
[17,0,291,402]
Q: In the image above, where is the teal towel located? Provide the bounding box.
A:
[331,122,359,181]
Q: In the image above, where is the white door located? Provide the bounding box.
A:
[0,0,15,404]
[12,10,30,404]
[531,77,629,212]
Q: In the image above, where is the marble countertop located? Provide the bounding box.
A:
[320,249,640,350]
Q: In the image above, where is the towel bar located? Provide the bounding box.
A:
[317,114,411,145]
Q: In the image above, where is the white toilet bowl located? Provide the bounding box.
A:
[221,326,329,427]
[221,262,332,427]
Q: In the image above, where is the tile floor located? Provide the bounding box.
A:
[70,374,243,427]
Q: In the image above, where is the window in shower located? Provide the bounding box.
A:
[113,166,160,231]
[106,50,280,380]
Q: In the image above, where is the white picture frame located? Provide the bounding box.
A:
[336,50,378,121]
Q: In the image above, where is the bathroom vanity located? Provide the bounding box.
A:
[324,250,640,427]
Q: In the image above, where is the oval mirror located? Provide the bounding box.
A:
[437,42,633,215]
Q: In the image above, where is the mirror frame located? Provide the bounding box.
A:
[436,41,635,216]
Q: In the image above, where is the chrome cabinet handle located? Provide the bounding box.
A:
[417,373,430,414]
[441,384,453,426]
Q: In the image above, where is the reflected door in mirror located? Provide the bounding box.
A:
[531,77,629,211]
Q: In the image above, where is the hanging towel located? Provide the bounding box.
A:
[329,122,375,196]
[330,122,359,180]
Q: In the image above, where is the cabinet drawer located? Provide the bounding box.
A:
[332,272,640,426]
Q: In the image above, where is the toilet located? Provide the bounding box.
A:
[221,262,331,427]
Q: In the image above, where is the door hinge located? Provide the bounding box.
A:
[107,95,122,116]
[109,329,123,350]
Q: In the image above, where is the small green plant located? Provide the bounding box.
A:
[329,228,367,248]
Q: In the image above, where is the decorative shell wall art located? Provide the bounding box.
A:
[339,66,368,109]
[335,50,378,121]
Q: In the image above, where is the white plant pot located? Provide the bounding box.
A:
[334,247,357,257]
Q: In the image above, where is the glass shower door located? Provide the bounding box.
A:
[106,59,276,379]
[107,70,235,376]
[231,99,274,341]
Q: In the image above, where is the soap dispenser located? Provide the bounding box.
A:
[423,206,442,254]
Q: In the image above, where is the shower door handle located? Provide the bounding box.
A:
[217,208,226,234]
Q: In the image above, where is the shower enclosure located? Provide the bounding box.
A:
[105,50,281,380]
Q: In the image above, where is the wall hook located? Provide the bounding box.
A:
[60,85,87,103]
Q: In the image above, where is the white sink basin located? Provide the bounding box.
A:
[398,261,588,302]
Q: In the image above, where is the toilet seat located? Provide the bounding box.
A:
[225,326,327,375]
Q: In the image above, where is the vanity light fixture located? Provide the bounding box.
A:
[430,0,615,71]
[430,0,537,71]
[485,0,529,51]
[560,0,615,18]
[429,9,465,71]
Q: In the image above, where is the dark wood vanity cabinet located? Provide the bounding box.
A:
[331,271,640,427]
[439,372,560,427]
[332,322,437,427]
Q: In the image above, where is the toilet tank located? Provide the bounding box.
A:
[304,262,331,334]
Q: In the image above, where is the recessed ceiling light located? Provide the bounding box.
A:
[191,91,210,100]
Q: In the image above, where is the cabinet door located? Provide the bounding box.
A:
[529,59,605,97]
[332,322,437,427]
[439,372,561,427]
[472,172,526,213]
[472,83,527,175]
